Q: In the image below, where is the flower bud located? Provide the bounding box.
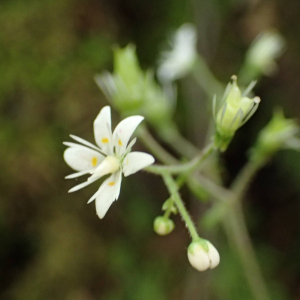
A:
[214,76,260,151]
[113,44,143,88]
[95,44,174,124]
[250,109,300,162]
[153,216,175,235]
[187,240,220,271]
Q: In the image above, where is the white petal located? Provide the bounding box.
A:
[94,72,117,100]
[65,170,91,179]
[64,146,104,171]
[68,176,99,193]
[207,242,220,269]
[122,152,155,177]
[70,135,102,152]
[113,116,144,155]
[94,106,113,154]
[63,141,88,149]
[95,171,122,218]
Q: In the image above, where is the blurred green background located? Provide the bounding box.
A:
[1,0,300,299]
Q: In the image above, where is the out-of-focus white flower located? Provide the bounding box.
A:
[214,75,260,151]
[187,240,220,272]
[63,106,155,219]
[157,23,198,82]
[245,30,286,76]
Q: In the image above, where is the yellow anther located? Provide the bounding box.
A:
[92,157,98,167]
[102,137,109,143]
[118,139,122,146]
[108,182,115,186]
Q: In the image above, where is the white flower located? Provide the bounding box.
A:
[187,240,220,271]
[157,23,198,82]
[246,30,285,76]
[63,106,155,219]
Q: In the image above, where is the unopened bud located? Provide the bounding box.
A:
[214,76,260,151]
[187,240,220,271]
[153,216,175,235]
[251,109,300,162]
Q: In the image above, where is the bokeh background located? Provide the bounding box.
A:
[1,0,300,299]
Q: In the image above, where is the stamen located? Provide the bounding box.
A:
[102,137,109,143]
[108,182,115,186]
[118,139,122,146]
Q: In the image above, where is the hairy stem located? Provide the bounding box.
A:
[162,173,199,241]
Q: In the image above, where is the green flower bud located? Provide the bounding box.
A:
[153,216,175,235]
[214,76,260,151]
[113,44,142,87]
[250,109,300,162]
[187,239,220,271]
[162,199,177,214]
[95,44,174,124]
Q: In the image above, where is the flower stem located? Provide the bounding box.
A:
[222,157,270,300]
[158,123,200,158]
[137,125,178,165]
[224,202,270,300]
[162,172,200,241]
[146,142,215,175]
[192,56,225,98]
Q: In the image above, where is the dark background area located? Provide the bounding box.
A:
[1,0,300,299]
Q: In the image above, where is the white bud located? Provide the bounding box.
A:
[187,240,220,271]
[153,216,175,235]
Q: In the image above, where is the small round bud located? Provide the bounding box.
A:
[187,240,220,271]
[153,216,175,235]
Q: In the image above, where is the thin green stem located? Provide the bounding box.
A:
[158,123,200,159]
[231,159,265,201]
[162,172,199,241]
[192,56,225,98]
[146,142,215,175]
[163,197,174,219]
[222,157,270,300]
[137,126,178,165]
[224,203,270,300]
